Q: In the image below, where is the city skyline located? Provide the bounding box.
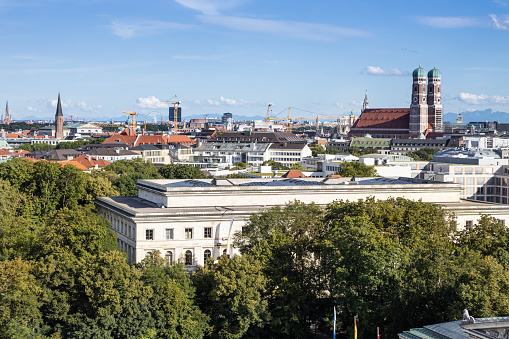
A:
[1,0,509,120]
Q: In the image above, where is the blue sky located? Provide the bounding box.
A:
[1,0,509,121]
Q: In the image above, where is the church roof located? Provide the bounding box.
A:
[351,108,410,130]
[55,93,63,117]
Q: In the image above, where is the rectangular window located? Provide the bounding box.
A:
[165,228,174,240]
[204,227,212,238]
[146,229,154,240]
[465,220,473,230]
[185,228,193,239]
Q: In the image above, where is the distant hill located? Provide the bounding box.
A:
[444,109,509,123]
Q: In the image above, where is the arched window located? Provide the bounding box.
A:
[223,249,227,256]
[165,251,173,264]
[185,250,193,265]
[204,249,211,262]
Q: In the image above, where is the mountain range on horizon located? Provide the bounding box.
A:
[14,109,509,125]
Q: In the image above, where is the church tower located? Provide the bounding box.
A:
[427,67,443,132]
[55,93,64,139]
[409,66,428,135]
[362,90,369,112]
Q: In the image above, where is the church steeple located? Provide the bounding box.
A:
[362,90,369,112]
[56,93,63,117]
[55,93,64,139]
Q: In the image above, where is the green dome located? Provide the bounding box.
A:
[427,67,441,78]
[412,66,426,78]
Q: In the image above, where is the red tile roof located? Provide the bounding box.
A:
[71,154,111,169]
[281,169,306,178]
[351,108,410,130]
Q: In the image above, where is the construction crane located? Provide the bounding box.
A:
[265,104,278,122]
[123,111,139,132]
[162,95,181,134]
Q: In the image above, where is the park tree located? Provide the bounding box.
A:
[457,215,509,267]
[193,254,268,339]
[262,160,289,171]
[0,258,42,338]
[158,164,206,179]
[138,252,209,339]
[236,201,325,338]
[322,198,459,338]
[407,147,440,161]
[335,161,378,177]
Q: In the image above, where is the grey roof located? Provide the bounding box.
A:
[357,177,412,185]
[130,144,160,151]
[400,317,509,339]
[85,148,139,156]
[212,131,305,143]
[242,178,325,186]
[269,142,307,150]
[196,142,271,152]
[433,148,501,160]
[165,180,215,187]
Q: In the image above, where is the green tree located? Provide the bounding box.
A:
[19,143,56,152]
[158,164,206,179]
[39,207,118,259]
[262,160,289,171]
[36,251,154,338]
[309,144,325,157]
[0,180,42,261]
[193,254,268,339]
[458,215,509,266]
[138,252,209,339]
[55,138,106,149]
[335,161,378,177]
[0,258,42,338]
[234,162,247,170]
[322,198,458,338]
[407,147,440,161]
[236,201,325,338]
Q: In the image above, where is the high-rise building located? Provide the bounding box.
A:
[168,107,181,122]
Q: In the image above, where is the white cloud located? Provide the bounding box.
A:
[137,96,170,109]
[174,0,244,15]
[220,96,247,106]
[364,66,409,76]
[490,14,509,30]
[27,106,38,112]
[107,20,195,39]
[336,103,344,109]
[457,92,509,105]
[199,15,368,41]
[416,16,486,28]
[493,0,508,7]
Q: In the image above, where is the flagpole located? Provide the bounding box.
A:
[333,307,336,339]
[377,326,380,339]
[354,316,357,339]
[226,217,235,257]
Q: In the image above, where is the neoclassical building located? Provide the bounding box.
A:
[349,67,443,138]
[96,176,509,268]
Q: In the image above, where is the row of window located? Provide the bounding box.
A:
[147,248,228,266]
[145,227,213,240]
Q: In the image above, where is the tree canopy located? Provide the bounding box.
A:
[335,161,378,177]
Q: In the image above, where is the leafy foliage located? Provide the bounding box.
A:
[158,164,206,179]
[407,147,440,161]
[262,160,289,171]
[193,254,268,339]
[335,161,378,177]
